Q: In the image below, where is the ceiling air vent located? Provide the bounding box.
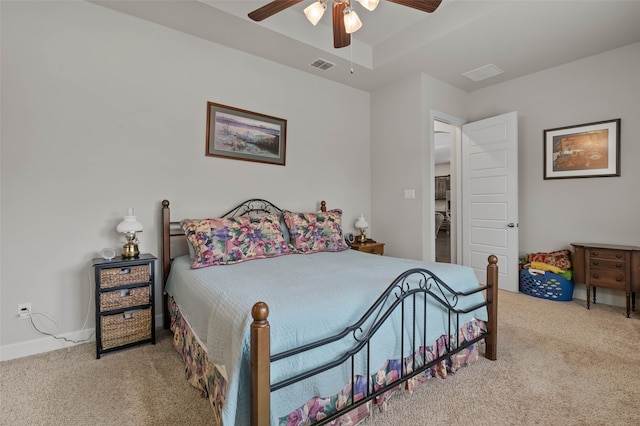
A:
[310,58,335,71]
[462,64,504,82]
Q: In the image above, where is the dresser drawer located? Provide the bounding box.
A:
[362,245,384,255]
[99,286,150,311]
[589,268,626,290]
[589,248,626,262]
[99,264,150,289]
[349,240,385,256]
[101,308,152,350]
[589,258,625,270]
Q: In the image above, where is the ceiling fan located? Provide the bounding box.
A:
[248,0,442,49]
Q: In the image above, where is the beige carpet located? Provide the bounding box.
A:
[1,291,639,425]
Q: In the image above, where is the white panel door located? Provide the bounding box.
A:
[462,112,518,291]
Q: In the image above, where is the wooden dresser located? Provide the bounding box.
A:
[571,243,640,318]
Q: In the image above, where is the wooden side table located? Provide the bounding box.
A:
[571,243,639,318]
[349,239,385,255]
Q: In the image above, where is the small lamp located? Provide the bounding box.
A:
[343,7,363,34]
[116,208,143,258]
[356,0,379,12]
[304,0,326,26]
[355,213,369,243]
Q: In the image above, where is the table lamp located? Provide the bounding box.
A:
[355,213,369,243]
[116,208,143,258]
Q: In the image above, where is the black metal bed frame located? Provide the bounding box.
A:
[217,199,491,424]
[269,267,492,425]
[219,198,285,218]
[162,198,495,425]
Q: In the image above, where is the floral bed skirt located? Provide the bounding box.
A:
[168,297,486,426]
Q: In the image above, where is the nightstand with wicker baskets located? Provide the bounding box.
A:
[93,253,156,359]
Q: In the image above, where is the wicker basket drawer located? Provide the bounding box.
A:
[99,286,150,311]
[99,265,150,289]
[101,308,152,350]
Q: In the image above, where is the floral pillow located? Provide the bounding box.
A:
[283,209,348,254]
[181,214,290,269]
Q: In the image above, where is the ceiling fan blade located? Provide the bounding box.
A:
[333,1,351,48]
[248,0,303,22]
[386,0,442,14]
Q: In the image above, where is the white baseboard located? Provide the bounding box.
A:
[0,328,95,361]
[0,314,165,362]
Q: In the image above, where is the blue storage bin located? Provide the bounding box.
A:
[519,269,573,301]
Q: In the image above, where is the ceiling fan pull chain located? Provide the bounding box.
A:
[350,42,354,74]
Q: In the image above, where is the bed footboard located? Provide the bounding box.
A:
[250,255,499,426]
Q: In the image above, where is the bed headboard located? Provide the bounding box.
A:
[160,198,327,328]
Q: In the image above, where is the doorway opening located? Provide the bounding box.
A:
[434,119,454,263]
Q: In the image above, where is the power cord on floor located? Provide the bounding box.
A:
[27,313,94,343]
[25,264,95,344]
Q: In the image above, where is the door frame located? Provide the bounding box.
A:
[428,110,465,264]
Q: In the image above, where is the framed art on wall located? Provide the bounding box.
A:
[543,119,620,179]
[206,102,287,166]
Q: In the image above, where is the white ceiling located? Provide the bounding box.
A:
[92,0,640,93]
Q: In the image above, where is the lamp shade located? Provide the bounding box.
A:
[344,8,362,34]
[357,0,379,12]
[116,208,143,234]
[304,1,326,26]
[355,213,368,230]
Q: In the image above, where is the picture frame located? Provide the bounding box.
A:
[206,102,286,166]
[543,119,620,180]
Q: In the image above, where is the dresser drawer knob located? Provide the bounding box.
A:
[593,251,598,256]
[616,264,622,268]
[592,274,599,279]
[592,261,599,265]
[616,277,623,282]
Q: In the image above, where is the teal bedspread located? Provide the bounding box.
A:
[166,250,487,425]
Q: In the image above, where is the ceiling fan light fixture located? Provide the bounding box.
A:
[343,8,362,34]
[248,0,442,49]
[356,0,379,12]
[304,1,326,26]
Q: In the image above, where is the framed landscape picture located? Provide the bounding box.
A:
[543,119,620,179]
[206,102,287,166]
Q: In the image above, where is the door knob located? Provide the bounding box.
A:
[507,223,516,228]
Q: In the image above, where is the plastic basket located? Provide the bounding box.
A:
[519,269,573,301]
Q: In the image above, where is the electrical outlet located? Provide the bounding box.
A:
[17,303,31,319]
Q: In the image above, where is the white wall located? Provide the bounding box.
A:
[467,42,640,306]
[435,163,451,177]
[372,42,639,309]
[371,73,467,261]
[0,1,371,359]
[3,2,638,361]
